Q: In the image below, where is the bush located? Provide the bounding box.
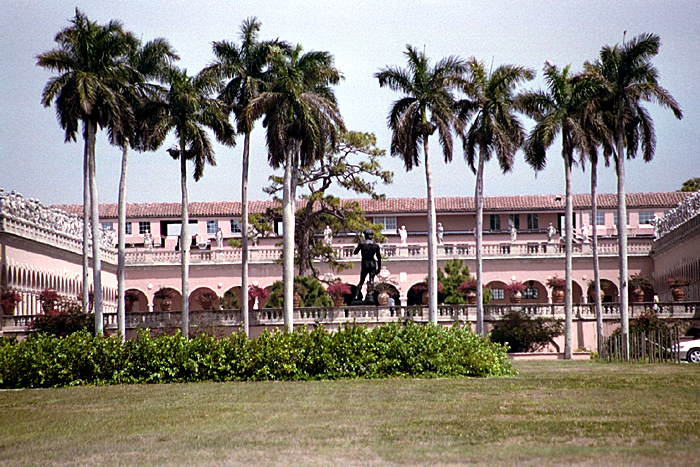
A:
[266,276,333,307]
[489,310,563,353]
[0,322,514,388]
[29,299,94,337]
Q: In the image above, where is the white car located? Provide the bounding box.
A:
[678,339,700,363]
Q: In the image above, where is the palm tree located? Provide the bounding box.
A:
[375,45,467,324]
[107,38,178,340]
[37,9,138,334]
[586,33,683,359]
[520,63,603,358]
[205,17,288,337]
[245,44,345,330]
[456,59,533,336]
[152,66,235,338]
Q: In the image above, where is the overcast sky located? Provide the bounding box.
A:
[1,0,698,206]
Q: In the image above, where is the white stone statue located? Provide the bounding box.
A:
[144,231,153,251]
[323,225,333,247]
[581,222,589,244]
[216,228,223,249]
[547,223,556,243]
[399,225,408,245]
[437,223,444,245]
[510,224,517,243]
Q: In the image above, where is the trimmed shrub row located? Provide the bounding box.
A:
[0,321,514,388]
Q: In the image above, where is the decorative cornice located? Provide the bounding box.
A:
[651,191,700,239]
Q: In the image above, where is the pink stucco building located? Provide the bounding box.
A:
[2,188,699,348]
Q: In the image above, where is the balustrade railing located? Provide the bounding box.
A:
[5,301,697,333]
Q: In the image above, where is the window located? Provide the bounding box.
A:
[374,216,397,233]
[207,220,218,234]
[595,211,605,226]
[522,287,539,299]
[527,214,539,230]
[489,214,501,231]
[638,211,655,225]
[101,222,113,231]
[230,218,242,234]
[492,288,504,300]
[508,214,520,230]
[125,222,132,235]
[138,221,150,235]
[613,212,629,226]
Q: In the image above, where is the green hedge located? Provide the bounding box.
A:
[0,322,514,388]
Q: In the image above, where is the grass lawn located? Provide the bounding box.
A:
[1,360,699,466]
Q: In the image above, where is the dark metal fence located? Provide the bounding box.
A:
[600,328,681,363]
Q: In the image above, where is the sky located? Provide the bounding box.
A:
[1,0,698,207]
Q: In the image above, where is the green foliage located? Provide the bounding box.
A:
[679,177,700,192]
[437,259,473,304]
[0,322,514,388]
[266,276,333,307]
[489,310,564,353]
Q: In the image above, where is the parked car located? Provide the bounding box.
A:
[678,339,700,363]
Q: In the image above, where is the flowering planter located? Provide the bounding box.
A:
[160,298,172,311]
[671,287,685,302]
[1,303,16,316]
[551,289,564,304]
[466,291,477,305]
[332,296,345,307]
[377,291,390,306]
[631,288,645,303]
[293,293,302,307]
[510,291,522,304]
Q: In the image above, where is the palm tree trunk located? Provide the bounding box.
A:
[616,130,629,360]
[180,137,190,339]
[82,133,90,318]
[87,120,103,334]
[591,161,603,355]
[117,142,128,341]
[564,153,573,359]
[423,137,438,324]
[475,147,486,336]
[241,132,250,337]
[282,146,295,330]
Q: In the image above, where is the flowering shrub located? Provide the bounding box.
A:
[29,298,94,337]
[154,287,174,300]
[546,276,565,290]
[325,281,351,298]
[503,281,526,294]
[457,280,477,294]
[1,289,22,308]
[666,276,691,288]
[39,289,60,307]
[248,285,269,301]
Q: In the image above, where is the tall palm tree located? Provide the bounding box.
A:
[37,9,138,334]
[520,63,603,358]
[107,38,178,340]
[246,44,344,330]
[456,59,533,336]
[375,45,467,324]
[205,17,288,337]
[586,33,683,359]
[152,66,235,338]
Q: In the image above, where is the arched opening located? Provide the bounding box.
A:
[485,280,507,304]
[153,287,181,312]
[125,289,148,312]
[222,286,242,309]
[373,282,401,306]
[519,280,546,304]
[190,287,219,311]
[407,282,428,306]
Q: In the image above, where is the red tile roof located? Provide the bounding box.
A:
[54,192,693,219]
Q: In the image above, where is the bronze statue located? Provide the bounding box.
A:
[353,229,381,301]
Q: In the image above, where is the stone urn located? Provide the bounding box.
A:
[671,287,685,302]
[551,289,564,304]
[631,288,645,303]
[510,291,522,304]
[466,291,477,305]
[1,303,16,316]
[160,297,172,311]
[332,295,345,307]
[293,293,302,307]
[377,291,390,306]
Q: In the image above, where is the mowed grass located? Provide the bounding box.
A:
[1,361,699,466]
